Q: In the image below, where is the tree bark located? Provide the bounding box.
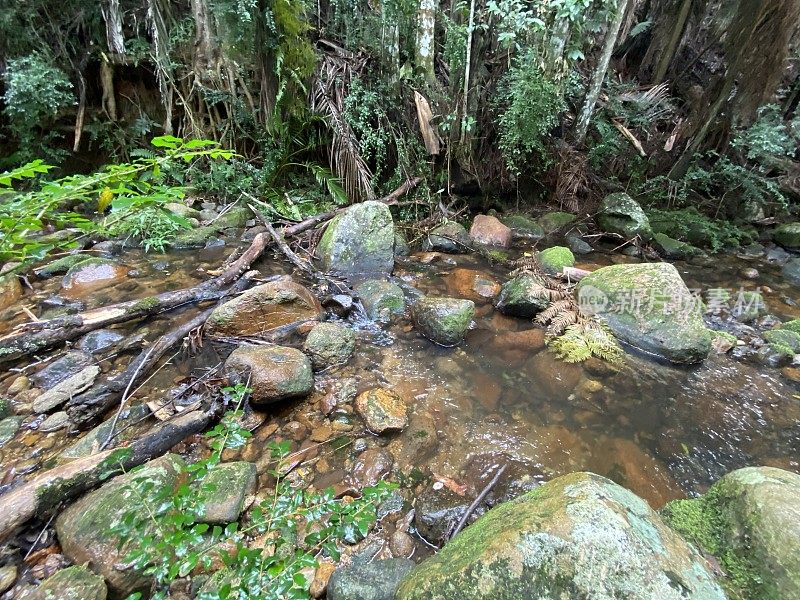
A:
[416,0,437,83]
[574,0,631,144]
[652,0,692,84]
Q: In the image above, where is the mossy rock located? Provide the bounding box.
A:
[317,201,395,275]
[773,222,800,250]
[577,263,712,363]
[216,205,253,229]
[662,466,800,599]
[783,258,800,287]
[538,212,576,235]
[34,254,87,278]
[500,214,545,238]
[303,321,356,369]
[412,297,474,346]
[224,344,313,403]
[164,202,202,220]
[354,279,406,323]
[537,246,575,275]
[652,233,700,260]
[763,329,800,357]
[197,461,257,524]
[422,221,471,253]
[597,193,652,240]
[396,472,724,600]
[30,565,107,600]
[172,225,219,248]
[495,274,550,318]
[780,319,800,335]
[328,558,414,600]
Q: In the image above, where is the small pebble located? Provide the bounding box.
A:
[7,376,29,396]
[390,530,415,558]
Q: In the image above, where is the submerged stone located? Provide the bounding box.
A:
[412,297,474,346]
[577,263,712,363]
[597,193,652,240]
[396,472,725,600]
[354,279,406,322]
[224,344,313,403]
[316,201,395,276]
[303,322,356,369]
[76,329,125,354]
[61,258,128,297]
[444,268,501,303]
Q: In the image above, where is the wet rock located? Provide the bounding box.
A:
[390,410,439,463]
[56,454,185,597]
[225,345,313,404]
[469,215,512,248]
[31,351,95,390]
[76,329,125,354]
[662,466,800,599]
[33,365,100,413]
[39,411,70,432]
[394,231,410,257]
[577,263,712,363]
[495,273,550,318]
[763,329,800,359]
[355,388,408,434]
[740,267,759,279]
[652,233,699,260]
[310,561,336,598]
[731,290,766,322]
[172,225,218,248]
[444,268,500,303]
[30,565,107,600]
[328,558,414,600]
[460,453,544,506]
[422,221,471,253]
[784,258,800,286]
[415,485,471,545]
[766,245,791,264]
[198,461,257,524]
[412,297,474,346]
[34,254,87,278]
[524,351,582,399]
[0,564,16,594]
[348,448,394,487]
[538,245,575,275]
[303,322,356,369]
[0,274,22,312]
[61,404,151,459]
[355,279,406,322]
[164,201,202,220]
[216,205,253,229]
[61,258,128,297]
[317,201,395,276]
[397,472,725,600]
[390,530,415,558]
[597,192,652,240]
[566,233,592,255]
[774,222,800,249]
[206,278,323,337]
[0,416,24,446]
[7,375,30,396]
[500,214,544,238]
[538,212,576,235]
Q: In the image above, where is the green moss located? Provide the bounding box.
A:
[780,319,800,335]
[538,246,575,275]
[127,296,160,313]
[538,212,576,234]
[714,331,737,345]
[647,208,754,251]
[0,398,10,420]
[764,329,800,356]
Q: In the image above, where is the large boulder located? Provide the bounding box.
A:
[597,193,652,240]
[422,221,471,253]
[652,233,700,260]
[495,274,550,318]
[205,278,322,337]
[303,321,356,369]
[316,201,395,276]
[662,466,800,599]
[774,222,800,249]
[395,472,725,600]
[354,279,406,322]
[224,345,313,403]
[55,455,185,598]
[577,263,712,363]
[30,565,107,600]
[469,215,512,248]
[412,297,474,346]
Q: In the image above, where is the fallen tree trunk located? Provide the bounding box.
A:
[0,407,218,543]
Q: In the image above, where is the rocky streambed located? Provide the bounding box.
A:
[0,196,799,598]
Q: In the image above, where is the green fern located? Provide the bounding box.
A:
[547,321,623,363]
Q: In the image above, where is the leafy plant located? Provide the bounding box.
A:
[111,206,190,253]
[108,383,395,600]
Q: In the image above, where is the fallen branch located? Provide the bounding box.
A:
[448,464,507,541]
[0,407,218,542]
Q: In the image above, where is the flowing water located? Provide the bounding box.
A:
[1,238,799,539]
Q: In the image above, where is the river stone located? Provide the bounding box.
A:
[501,214,545,238]
[39,411,70,432]
[653,233,699,260]
[347,447,394,488]
[34,254,87,278]
[61,258,128,297]
[30,565,107,600]
[597,193,653,240]
[76,329,125,354]
[197,461,257,524]
[469,215,512,248]
[495,274,550,318]
[30,351,95,390]
[224,345,313,403]
[783,258,800,286]
[422,221,471,253]
[731,290,766,322]
[61,404,151,459]
[303,322,356,369]
[0,416,24,446]
[33,365,100,413]
[412,297,474,346]
[355,388,408,434]
[764,329,800,358]
[444,268,501,303]
[566,233,592,255]
[394,231,410,256]
[172,225,218,248]
[164,201,202,220]
[205,278,323,337]
[216,205,253,229]
[415,485,472,545]
[55,454,185,597]
[538,212,576,234]
[328,558,414,600]
[0,274,22,311]
[774,222,800,249]
[577,263,712,363]
[317,201,395,276]
[663,466,800,599]
[354,279,406,322]
[396,472,725,600]
[538,246,575,275]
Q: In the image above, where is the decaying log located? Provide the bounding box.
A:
[0,407,218,543]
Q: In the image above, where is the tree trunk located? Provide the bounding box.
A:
[459,0,477,144]
[652,0,692,83]
[100,0,126,55]
[574,0,631,145]
[416,0,436,83]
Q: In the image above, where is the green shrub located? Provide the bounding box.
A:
[645,207,754,251]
